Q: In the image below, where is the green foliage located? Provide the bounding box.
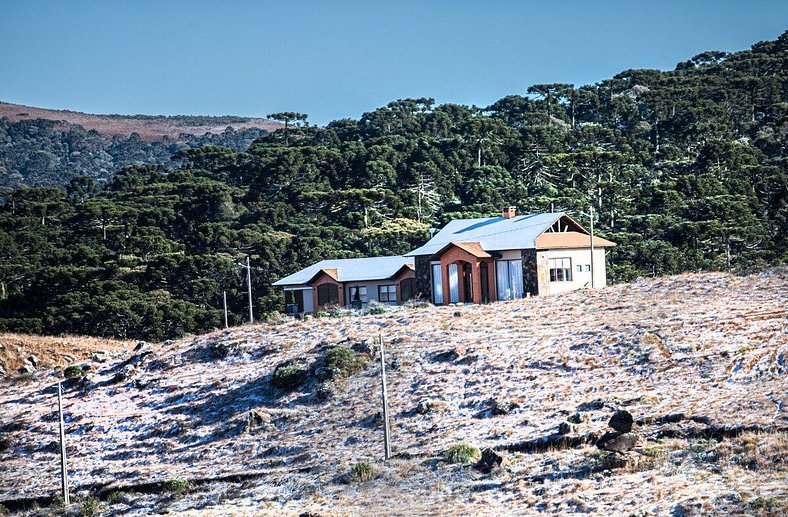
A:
[445,443,481,464]
[348,461,377,483]
[80,496,102,517]
[324,346,368,376]
[271,362,309,390]
[63,364,85,379]
[161,478,191,494]
[0,33,786,341]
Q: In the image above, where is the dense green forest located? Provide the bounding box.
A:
[0,118,270,189]
[0,32,785,340]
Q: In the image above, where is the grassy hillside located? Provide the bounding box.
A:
[1,272,786,515]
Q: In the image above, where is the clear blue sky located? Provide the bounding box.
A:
[2,1,786,125]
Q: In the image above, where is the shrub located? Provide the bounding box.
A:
[106,491,127,504]
[80,496,102,516]
[348,461,376,483]
[324,346,368,376]
[368,305,386,315]
[64,365,85,379]
[314,311,329,318]
[161,478,191,493]
[0,504,8,516]
[271,362,309,390]
[445,443,481,464]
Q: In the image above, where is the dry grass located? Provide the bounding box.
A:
[0,332,135,374]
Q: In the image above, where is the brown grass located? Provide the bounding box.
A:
[0,332,134,373]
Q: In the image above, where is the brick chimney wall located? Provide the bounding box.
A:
[502,206,517,219]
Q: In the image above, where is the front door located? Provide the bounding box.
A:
[480,262,489,302]
[294,289,304,312]
[462,262,473,302]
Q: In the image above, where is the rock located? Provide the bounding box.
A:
[133,378,150,390]
[351,339,371,354]
[597,431,638,453]
[62,354,77,364]
[609,410,634,432]
[558,422,574,435]
[91,351,109,362]
[18,363,35,374]
[492,399,518,416]
[415,398,433,415]
[0,365,5,377]
[476,448,509,473]
[599,452,628,470]
[453,311,462,317]
[313,366,340,382]
[246,409,272,432]
[315,386,334,401]
[0,436,11,452]
[205,342,231,360]
[577,398,606,411]
[430,349,460,363]
[134,341,147,352]
[567,412,584,424]
[112,364,136,384]
[25,354,39,367]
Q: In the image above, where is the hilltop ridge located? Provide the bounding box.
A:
[1,271,786,515]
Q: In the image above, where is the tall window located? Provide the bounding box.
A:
[378,284,397,303]
[448,263,459,303]
[496,259,523,300]
[400,278,417,302]
[431,264,443,305]
[317,283,339,306]
[549,258,572,282]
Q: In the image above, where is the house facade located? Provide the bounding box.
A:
[407,208,615,305]
[272,256,416,313]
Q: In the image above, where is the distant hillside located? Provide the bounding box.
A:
[1,272,786,514]
[0,102,283,189]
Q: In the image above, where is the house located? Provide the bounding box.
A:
[272,256,416,313]
[406,207,615,305]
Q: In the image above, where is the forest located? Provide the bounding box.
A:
[0,32,785,340]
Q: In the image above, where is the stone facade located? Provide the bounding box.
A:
[415,255,432,301]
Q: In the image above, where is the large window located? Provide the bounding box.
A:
[549,258,572,282]
[378,284,397,303]
[448,263,460,303]
[431,264,443,305]
[496,259,523,300]
[349,285,368,303]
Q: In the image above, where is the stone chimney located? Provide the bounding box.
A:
[502,206,517,219]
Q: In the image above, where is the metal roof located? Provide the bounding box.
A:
[407,212,565,256]
[272,255,414,287]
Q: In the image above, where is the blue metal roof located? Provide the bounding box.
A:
[407,212,564,256]
[272,255,414,287]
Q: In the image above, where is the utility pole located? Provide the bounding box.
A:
[223,290,229,329]
[57,382,70,505]
[378,334,391,460]
[589,205,595,289]
[245,257,254,324]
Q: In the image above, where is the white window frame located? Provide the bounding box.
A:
[431,263,443,305]
[378,284,397,303]
[549,257,573,282]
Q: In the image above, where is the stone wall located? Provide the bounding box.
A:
[414,255,432,301]
[521,249,540,296]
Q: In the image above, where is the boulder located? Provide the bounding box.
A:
[62,354,77,364]
[246,409,272,432]
[25,354,39,367]
[134,341,147,352]
[609,410,634,432]
[599,452,629,470]
[415,398,433,415]
[351,339,371,354]
[597,431,638,453]
[558,422,574,435]
[431,349,460,363]
[476,448,509,473]
[492,399,518,416]
[18,363,35,375]
[0,365,5,377]
[91,351,109,363]
[567,412,584,424]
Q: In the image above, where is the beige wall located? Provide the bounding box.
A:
[543,247,607,294]
[344,279,400,305]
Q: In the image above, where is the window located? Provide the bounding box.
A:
[549,258,572,282]
[447,263,459,303]
[378,284,397,303]
[317,283,339,306]
[431,264,443,305]
[576,264,582,272]
[585,264,591,272]
[400,278,417,302]
[349,285,367,303]
[495,259,523,300]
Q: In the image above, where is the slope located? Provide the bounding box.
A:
[0,271,786,515]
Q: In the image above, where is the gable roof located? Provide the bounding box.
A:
[429,241,493,260]
[272,256,414,287]
[408,212,564,256]
[535,231,616,249]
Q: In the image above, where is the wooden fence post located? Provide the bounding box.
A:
[379,334,391,460]
[57,382,70,505]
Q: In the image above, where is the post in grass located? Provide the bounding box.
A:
[57,382,70,505]
[379,333,392,460]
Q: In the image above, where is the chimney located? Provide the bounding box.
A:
[502,206,517,219]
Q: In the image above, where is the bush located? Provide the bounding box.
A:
[271,362,309,390]
[80,496,102,517]
[445,443,481,464]
[368,305,386,315]
[348,461,376,483]
[161,478,191,493]
[64,364,85,379]
[324,346,368,376]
